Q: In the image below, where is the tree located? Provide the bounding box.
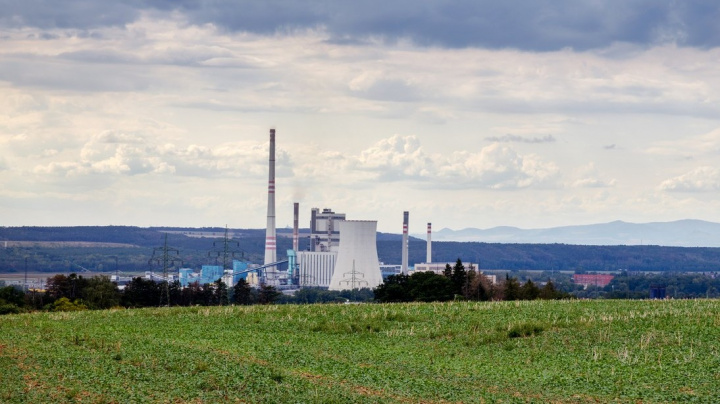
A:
[168,280,183,306]
[450,259,467,297]
[83,276,121,309]
[257,284,280,305]
[539,280,565,299]
[199,284,215,306]
[407,271,454,302]
[121,277,160,307]
[468,272,493,301]
[232,279,254,305]
[520,279,540,300]
[374,272,454,303]
[181,281,204,306]
[503,276,521,301]
[373,274,410,302]
[214,279,229,306]
[0,286,25,315]
[0,286,25,307]
[46,273,88,302]
[443,263,453,278]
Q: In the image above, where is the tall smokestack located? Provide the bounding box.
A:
[293,202,299,251]
[426,222,432,264]
[264,129,277,266]
[401,211,409,274]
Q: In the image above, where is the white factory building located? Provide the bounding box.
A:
[295,208,383,290]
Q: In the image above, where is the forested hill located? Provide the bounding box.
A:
[389,240,720,272]
[2,226,720,273]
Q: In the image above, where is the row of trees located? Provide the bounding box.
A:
[0,274,286,313]
[374,259,569,303]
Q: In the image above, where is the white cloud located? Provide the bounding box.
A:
[30,130,291,180]
[352,135,559,189]
[571,163,617,188]
[659,167,720,192]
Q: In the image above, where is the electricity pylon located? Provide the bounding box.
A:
[149,233,182,307]
[338,260,368,292]
[208,226,244,272]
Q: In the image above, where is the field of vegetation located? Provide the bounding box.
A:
[1,299,719,403]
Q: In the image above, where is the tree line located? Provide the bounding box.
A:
[373,259,569,303]
[0,274,286,314]
[0,273,376,314]
[3,264,720,315]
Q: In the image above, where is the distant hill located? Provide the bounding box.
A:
[3,224,720,273]
[422,220,720,247]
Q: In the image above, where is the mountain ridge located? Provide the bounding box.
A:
[424,219,720,247]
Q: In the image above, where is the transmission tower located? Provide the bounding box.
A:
[208,226,244,272]
[338,260,368,297]
[149,233,182,307]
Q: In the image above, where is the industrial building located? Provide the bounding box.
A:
[294,209,383,290]
[309,208,346,252]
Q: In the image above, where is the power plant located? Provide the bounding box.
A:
[172,127,470,292]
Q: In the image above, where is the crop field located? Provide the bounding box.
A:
[1,300,719,403]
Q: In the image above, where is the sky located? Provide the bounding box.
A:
[2,0,720,234]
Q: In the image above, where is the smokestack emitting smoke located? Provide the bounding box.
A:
[264,129,277,266]
[426,222,432,264]
[401,211,409,274]
[293,202,299,251]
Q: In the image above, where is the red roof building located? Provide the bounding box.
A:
[573,274,614,288]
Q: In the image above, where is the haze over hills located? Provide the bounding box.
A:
[418,219,720,247]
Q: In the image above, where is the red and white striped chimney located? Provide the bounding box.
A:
[264,129,277,266]
[401,211,409,274]
[426,222,432,264]
[293,202,299,251]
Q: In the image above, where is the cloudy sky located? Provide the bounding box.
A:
[2,0,720,234]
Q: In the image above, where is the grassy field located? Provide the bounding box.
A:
[1,300,719,403]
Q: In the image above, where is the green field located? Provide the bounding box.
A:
[1,300,719,403]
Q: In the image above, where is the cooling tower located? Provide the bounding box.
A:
[426,222,432,263]
[328,220,383,291]
[401,211,409,274]
[264,129,277,270]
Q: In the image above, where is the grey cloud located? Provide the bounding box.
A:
[58,50,142,64]
[476,97,720,120]
[0,1,141,30]
[58,46,234,67]
[485,134,556,144]
[0,59,153,92]
[3,1,720,51]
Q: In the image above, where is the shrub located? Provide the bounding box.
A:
[507,323,545,339]
[51,297,88,312]
[0,303,21,315]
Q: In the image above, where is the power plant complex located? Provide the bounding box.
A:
[175,128,456,292]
